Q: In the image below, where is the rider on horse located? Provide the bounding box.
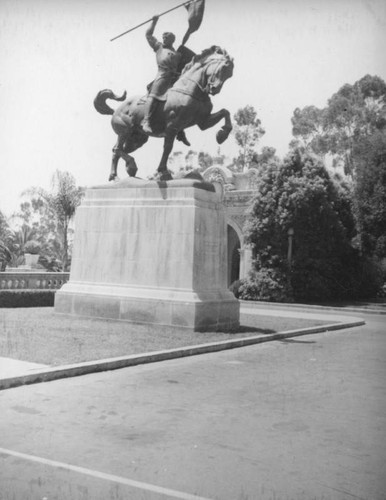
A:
[143,15,190,146]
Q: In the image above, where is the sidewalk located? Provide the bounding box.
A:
[0,303,365,390]
[0,357,48,379]
[240,298,386,315]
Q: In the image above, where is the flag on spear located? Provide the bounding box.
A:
[110,0,205,43]
[182,0,205,46]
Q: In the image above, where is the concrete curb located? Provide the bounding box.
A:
[0,319,365,391]
[240,300,386,316]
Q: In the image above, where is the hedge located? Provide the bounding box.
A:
[0,290,55,308]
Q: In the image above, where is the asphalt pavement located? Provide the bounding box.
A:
[0,307,385,500]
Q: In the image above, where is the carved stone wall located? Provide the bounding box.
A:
[0,272,69,290]
[202,165,258,282]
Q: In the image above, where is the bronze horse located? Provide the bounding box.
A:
[94,46,234,181]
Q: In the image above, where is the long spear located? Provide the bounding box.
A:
[110,0,195,42]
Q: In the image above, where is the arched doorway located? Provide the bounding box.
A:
[227,225,241,286]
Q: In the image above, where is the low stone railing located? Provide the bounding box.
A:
[0,272,70,290]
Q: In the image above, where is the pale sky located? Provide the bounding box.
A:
[1,0,385,216]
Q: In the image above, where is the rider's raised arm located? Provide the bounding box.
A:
[146,15,161,51]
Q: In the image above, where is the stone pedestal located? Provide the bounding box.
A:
[55,177,239,331]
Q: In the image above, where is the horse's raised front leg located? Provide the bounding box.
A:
[198,108,232,144]
[157,130,176,180]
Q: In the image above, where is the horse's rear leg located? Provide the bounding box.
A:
[157,131,176,180]
[110,136,125,181]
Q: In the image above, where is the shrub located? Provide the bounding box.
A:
[0,290,55,308]
[239,268,294,303]
[349,256,385,300]
[24,240,41,255]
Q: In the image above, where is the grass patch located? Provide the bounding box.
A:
[0,307,330,366]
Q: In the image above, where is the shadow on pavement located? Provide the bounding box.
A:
[279,338,317,344]
[232,325,276,335]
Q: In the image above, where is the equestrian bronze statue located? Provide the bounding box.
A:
[95,3,233,181]
[94,45,234,181]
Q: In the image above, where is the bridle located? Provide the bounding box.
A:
[205,57,227,93]
[170,55,230,101]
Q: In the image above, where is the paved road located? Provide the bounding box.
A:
[0,314,385,500]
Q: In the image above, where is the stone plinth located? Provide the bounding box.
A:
[55,177,239,331]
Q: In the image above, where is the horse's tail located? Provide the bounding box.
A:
[93,89,127,115]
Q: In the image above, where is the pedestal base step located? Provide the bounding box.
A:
[55,284,239,332]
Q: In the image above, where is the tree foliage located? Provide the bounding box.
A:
[290,105,326,153]
[20,170,84,271]
[291,75,386,175]
[352,131,386,258]
[290,74,386,264]
[198,151,214,170]
[0,212,43,269]
[233,105,265,171]
[240,150,382,302]
[253,146,279,167]
[324,75,386,175]
[0,211,12,270]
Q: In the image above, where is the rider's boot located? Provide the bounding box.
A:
[142,97,156,134]
[176,130,191,146]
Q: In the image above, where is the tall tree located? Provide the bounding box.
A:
[290,75,386,175]
[23,170,84,271]
[323,75,386,174]
[233,105,265,171]
[290,75,386,266]
[290,105,326,153]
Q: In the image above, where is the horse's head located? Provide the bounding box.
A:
[204,47,234,96]
[180,46,234,97]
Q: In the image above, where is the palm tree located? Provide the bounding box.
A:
[24,170,84,271]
